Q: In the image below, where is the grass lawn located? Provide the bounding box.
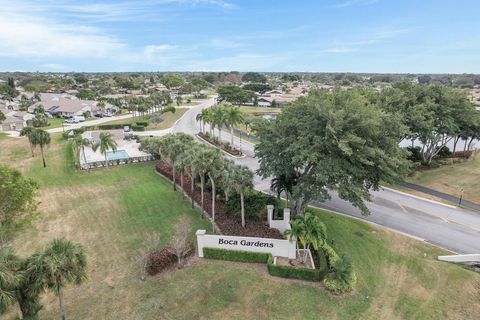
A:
[407,153,480,204]
[100,108,188,130]
[239,106,282,115]
[1,135,479,319]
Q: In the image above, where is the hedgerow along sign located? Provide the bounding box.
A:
[196,230,297,259]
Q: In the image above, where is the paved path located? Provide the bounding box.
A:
[400,181,480,212]
[173,104,480,254]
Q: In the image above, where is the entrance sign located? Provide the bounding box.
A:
[196,230,297,259]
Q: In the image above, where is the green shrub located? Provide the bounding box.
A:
[131,124,145,131]
[203,248,270,263]
[97,124,124,130]
[323,255,357,293]
[225,191,279,219]
[135,121,149,127]
[266,255,324,282]
[406,146,422,162]
[436,146,452,157]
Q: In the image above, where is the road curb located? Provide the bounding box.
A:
[381,186,457,209]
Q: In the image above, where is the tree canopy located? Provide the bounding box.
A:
[255,89,410,215]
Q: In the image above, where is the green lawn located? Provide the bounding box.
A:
[100,108,188,130]
[407,152,480,204]
[1,135,479,319]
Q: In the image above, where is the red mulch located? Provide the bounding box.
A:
[198,132,242,156]
[155,161,282,239]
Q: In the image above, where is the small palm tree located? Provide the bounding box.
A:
[31,129,51,168]
[284,219,305,262]
[158,133,193,191]
[182,145,201,208]
[192,147,213,215]
[20,127,35,157]
[74,136,91,170]
[232,164,254,227]
[212,105,226,140]
[92,132,117,168]
[41,238,87,320]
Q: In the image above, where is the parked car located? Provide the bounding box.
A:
[103,113,113,117]
[65,118,78,124]
[74,115,85,122]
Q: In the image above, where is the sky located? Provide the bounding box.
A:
[0,0,479,73]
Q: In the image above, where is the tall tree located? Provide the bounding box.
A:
[231,165,254,227]
[73,136,91,170]
[20,127,36,157]
[0,166,38,244]
[204,149,224,226]
[41,238,87,320]
[31,129,51,168]
[224,105,245,146]
[92,132,117,167]
[183,145,201,208]
[256,89,409,216]
[158,133,193,191]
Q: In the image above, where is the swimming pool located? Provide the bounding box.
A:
[106,150,130,160]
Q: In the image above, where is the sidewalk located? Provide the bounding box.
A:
[399,182,480,212]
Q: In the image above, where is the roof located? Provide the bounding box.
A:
[36,93,96,113]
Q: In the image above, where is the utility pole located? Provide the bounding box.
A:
[458,188,464,206]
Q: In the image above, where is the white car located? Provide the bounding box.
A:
[65,118,78,124]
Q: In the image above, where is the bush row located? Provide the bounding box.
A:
[203,247,327,282]
[266,255,326,282]
[203,247,270,263]
[225,191,279,219]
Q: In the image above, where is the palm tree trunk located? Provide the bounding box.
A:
[172,164,177,191]
[40,145,46,167]
[200,176,205,216]
[59,290,66,320]
[209,175,216,224]
[29,142,35,157]
[230,127,234,146]
[240,191,245,227]
[191,175,195,208]
[180,173,184,197]
[105,153,108,168]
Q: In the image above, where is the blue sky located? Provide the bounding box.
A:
[1,0,479,73]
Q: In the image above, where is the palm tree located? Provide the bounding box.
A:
[195,112,204,133]
[221,160,235,202]
[73,136,91,170]
[158,134,193,191]
[0,247,22,313]
[182,145,201,208]
[201,108,215,136]
[232,164,254,227]
[31,129,51,168]
[295,212,327,263]
[212,105,226,140]
[41,238,87,320]
[92,132,117,168]
[192,147,212,215]
[284,219,305,263]
[204,148,224,226]
[224,106,245,147]
[20,127,35,157]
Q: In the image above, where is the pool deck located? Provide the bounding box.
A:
[80,132,151,165]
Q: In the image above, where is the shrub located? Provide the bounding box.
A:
[324,255,357,294]
[131,124,145,131]
[406,146,422,162]
[146,246,177,275]
[97,124,124,130]
[136,121,149,127]
[321,243,340,270]
[225,191,279,219]
[203,248,270,263]
[436,146,452,158]
[266,255,323,281]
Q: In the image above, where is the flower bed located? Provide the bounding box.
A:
[155,161,282,239]
[197,132,243,156]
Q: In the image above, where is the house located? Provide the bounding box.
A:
[29,93,117,118]
[0,109,34,131]
[263,90,283,96]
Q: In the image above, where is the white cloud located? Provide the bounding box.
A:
[323,28,409,53]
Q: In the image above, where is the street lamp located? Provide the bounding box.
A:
[459,188,464,206]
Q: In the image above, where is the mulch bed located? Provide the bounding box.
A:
[155,161,282,239]
[197,132,243,156]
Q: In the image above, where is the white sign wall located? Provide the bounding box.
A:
[196,230,297,259]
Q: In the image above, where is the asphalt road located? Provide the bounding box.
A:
[173,100,480,254]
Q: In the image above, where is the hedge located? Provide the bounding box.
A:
[203,247,270,263]
[136,121,149,126]
[203,248,327,282]
[266,255,324,282]
[131,124,146,131]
